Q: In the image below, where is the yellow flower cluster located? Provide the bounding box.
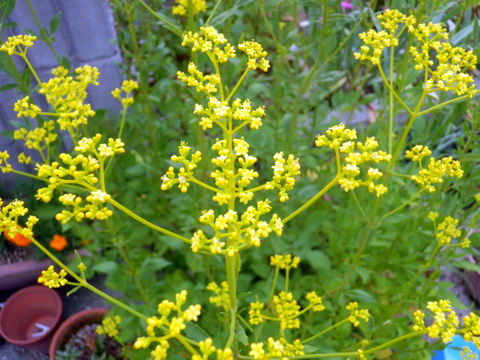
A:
[354,10,414,65]
[265,152,301,202]
[13,97,42,118]
[316,124,391,196]
[436,216,461,245]
[0,199,38,239]
[40,66,99,130]
[192,338,233,360]
[249,290,324,329]
[182,26,235,62]
[206,281,230,312]
[355,9,479,98]
[238,40,270,72]
[172,0,207,16]
[0,151,12,173]
[406,146,463,193]
[55,189,113,223]
[177,63,221,97]
[460,346,479,360]
[0,34,37,55]
[96,315,122,339]
[270,254,300,270]
[13,120,57,154]
[346,302,370,327]
[161,142,202,193]
[249,337,304,360]
[134,291,202,360]
[112,79,139,107]
[462,313,480,349]
[413,300,459,343]
[192,97,266,132]
[191,200,282,255]
[38,265,68,288]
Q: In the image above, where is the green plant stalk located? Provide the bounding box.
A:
[301,318,349,344]
[378,189,423,222]
[268,267,280,301]
[282,174,341,224]
[28,234,148,321]
[137,0,183,38]
[106,197,191,244]
[204,0,223,26]
[25,0,61,63]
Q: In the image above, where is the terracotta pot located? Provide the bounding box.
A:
[464,254,480,302]
[0,285,62,352]
[49,307,107,360]
[0,257,53,291]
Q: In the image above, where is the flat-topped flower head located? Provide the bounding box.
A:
[0,35,37,55]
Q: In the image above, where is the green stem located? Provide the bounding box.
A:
[378,190,423,222]
[301,318,349,344]
[29,235,147,320]
[204,0,223,26]
[137,0,183,38]
[283,174,341,224]
[107,197,191,244]
[25,0,61,63]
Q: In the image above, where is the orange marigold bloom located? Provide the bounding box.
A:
[4,226,32,247]
[50,234,68,251]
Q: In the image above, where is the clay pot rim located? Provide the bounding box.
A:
[49,307,108,359]
[0,285,62,346]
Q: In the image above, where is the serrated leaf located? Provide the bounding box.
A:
[49,11,62,34]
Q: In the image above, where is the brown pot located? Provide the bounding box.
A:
[49,307,107,360]
[0,285,62,352]
[0,257,53,291]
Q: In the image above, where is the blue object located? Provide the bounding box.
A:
[432,335,480,360]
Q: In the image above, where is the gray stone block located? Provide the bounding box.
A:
[0,0,124,193]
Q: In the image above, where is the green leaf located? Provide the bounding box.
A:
[0,0,15,27]
[344,288,376,303]
[453,259,480,273]
[0,83,17,92]
[235,323,249,345]
[49,11,62,34]
[452,22,474,46]
[66,286,81,296]
[184,323,210,342]
[92,261,119,274]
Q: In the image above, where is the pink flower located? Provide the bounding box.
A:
[341,1,353,11]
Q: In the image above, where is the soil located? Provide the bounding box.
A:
[0,241,34,265]
[56,323,124,360]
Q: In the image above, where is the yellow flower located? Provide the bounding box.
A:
[346,302,370,327]
[172,0,207,16]
[38,265,68,288]
[0,35,37,55]
[96,315,122,338]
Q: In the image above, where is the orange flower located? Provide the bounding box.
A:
[4,226,32,247]
[50,234,68,251]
